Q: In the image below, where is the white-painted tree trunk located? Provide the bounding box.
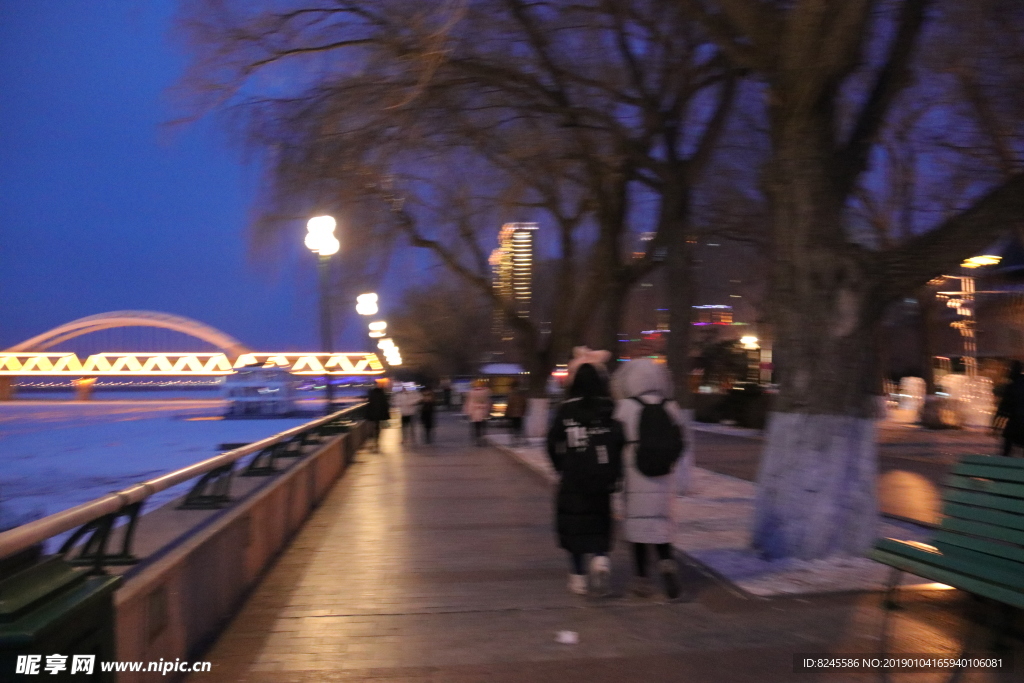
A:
[524,397,550,438]
[751,412,879,560]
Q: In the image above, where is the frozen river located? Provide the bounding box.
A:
[0,399,315,528]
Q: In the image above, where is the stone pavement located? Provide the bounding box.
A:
[190,414,1019,682]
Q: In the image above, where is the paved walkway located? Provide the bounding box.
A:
[192,415,1017,682]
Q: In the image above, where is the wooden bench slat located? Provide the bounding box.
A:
[942,502,1024,532]
[960,454,1024,468]
[873,539,1024,591]
[945,475,1024,498]
[936,542,1024,579]
[940,517,1024,546]
[933,534,1024,564]
[870,547,1024,609]
[943,488,1024,516]
[952,462,1024,484]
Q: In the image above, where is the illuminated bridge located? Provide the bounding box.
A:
[0,311,384,379]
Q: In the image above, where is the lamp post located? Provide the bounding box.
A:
[305,215,340,415]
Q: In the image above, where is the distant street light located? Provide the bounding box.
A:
[376,337,402,366]
[356,293,379,316]
[306,215,339,415]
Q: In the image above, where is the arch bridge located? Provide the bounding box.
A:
[1,311,383,378]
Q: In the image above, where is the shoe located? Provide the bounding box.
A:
[589,555,611,596]
[657,559,681,599]
[567,573,588,595]
[628,576,655,598]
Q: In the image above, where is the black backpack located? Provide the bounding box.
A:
[630,397,684,477]
[558,405,623,493]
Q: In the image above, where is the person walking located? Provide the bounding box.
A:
[394,386,421,444]
[365,381,391,451]
[464,379,492,446]
[504,379,527,446]
[996,361,1024,457]
[419,387,437,445]
[612,358,688,600]
[547,358,623,596]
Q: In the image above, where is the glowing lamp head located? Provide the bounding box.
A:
[305,215,339,255]
[368,321,387,332]
[961,255,1001,269]
[377,338,395,350]
[356,292,379,316]
[306,215,336,235]
[740,335,759,350]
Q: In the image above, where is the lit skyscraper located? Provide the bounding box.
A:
[490,222,537,340]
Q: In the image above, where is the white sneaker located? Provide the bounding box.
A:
[589,555,611,596]
[567,573,588,595]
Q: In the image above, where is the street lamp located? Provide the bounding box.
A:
[368,320,387,338]
[377,338,402,366]
[356,293,378,316]
[306,215,339,415]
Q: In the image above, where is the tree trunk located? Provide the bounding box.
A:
[666,229,696,410]
[753,412,878,559]
[599,280,629,366]
[752,118,882,560]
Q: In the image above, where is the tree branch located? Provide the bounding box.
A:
[836,0,931,198]
[879,172,1024,303]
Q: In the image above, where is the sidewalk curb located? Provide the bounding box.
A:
[486,436,557,486]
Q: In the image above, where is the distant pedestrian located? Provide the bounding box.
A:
[612,358,688,599]
[394,386,421,444]
[505,379,527,445]
[464,379,492,446]
[365,382,391,451]
[441,378,452,410]
[420,387,436,444]
[547,351,623,597]
[996,361,1024,457]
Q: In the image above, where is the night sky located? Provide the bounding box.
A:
[0,2,370,353]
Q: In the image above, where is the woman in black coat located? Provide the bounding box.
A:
[547,363,624,596]
[997,361,1024,457]
[365,384,391,451]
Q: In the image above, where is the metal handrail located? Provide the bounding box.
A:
[0,403,365,560]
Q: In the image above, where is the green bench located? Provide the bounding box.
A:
[871,454,1024,612]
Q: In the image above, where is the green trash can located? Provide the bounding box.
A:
[0,556,120,682]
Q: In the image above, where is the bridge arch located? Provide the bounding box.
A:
[5,311,251,358]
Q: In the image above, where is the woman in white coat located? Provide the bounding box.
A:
[612,358,690,599]
[463,379,492,446]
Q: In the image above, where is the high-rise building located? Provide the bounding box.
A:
[490,222,537,341]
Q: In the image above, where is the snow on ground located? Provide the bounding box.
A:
[0,399,312,527]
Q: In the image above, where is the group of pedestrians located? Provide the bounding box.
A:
[364,357,689,601]
[547,349,689,600]
[461,378,528,446]
[364,382,438,449]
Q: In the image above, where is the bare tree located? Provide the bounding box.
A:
[685,0,1024,559]
[176,0,739,413]
[389,275,494,380]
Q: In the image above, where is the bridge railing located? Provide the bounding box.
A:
[0,403,366,568]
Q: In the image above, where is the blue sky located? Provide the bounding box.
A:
[0,1,374,352]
